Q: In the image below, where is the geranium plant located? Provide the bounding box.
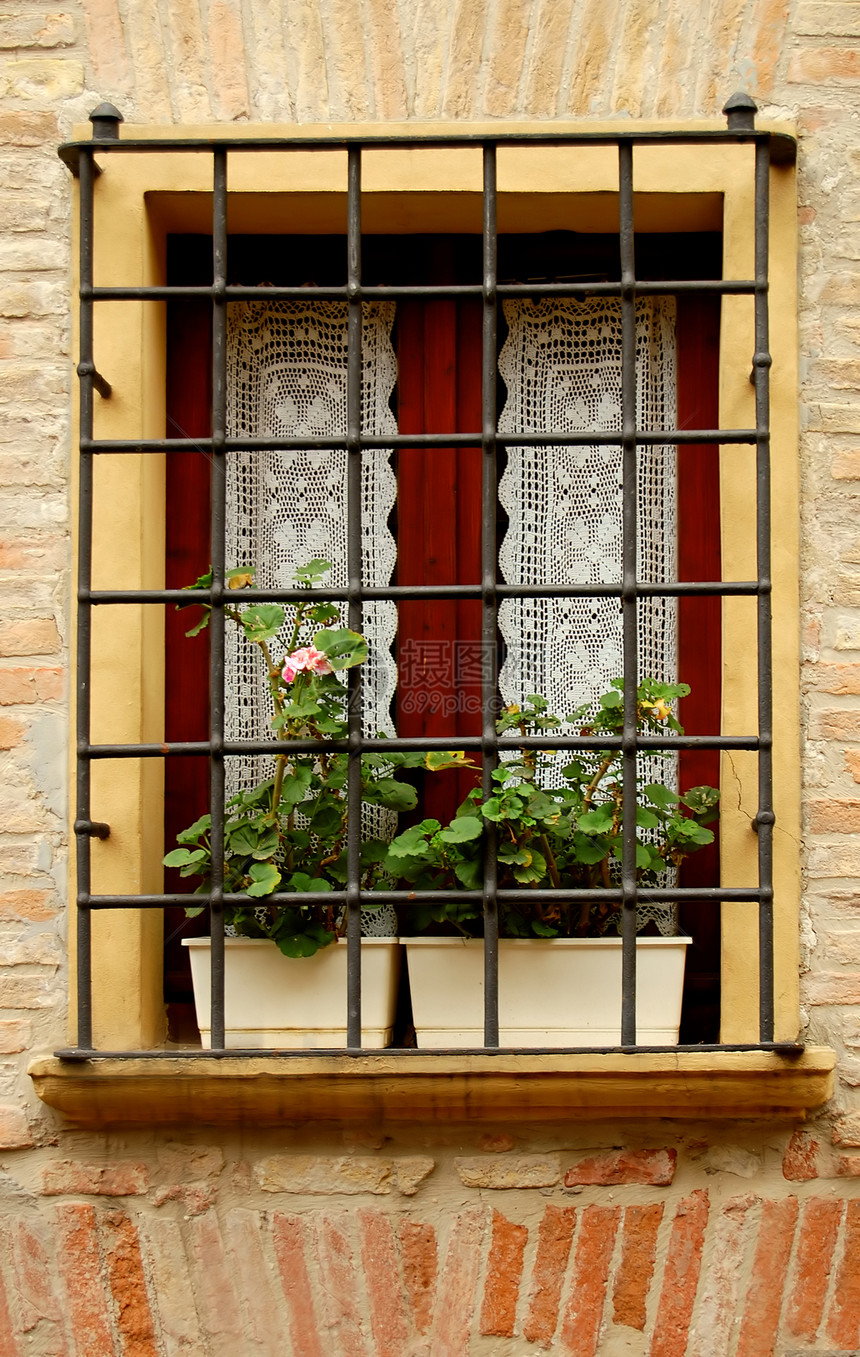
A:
[385,678,720,939]
[164,559,467,956]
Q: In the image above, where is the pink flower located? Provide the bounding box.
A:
[282,645,333,683]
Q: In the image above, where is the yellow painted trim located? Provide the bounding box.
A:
[68,122,800,1054]
[30,1048,834,1125]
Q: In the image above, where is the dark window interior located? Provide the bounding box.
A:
[164,230,722,1044]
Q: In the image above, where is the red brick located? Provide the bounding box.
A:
[612,1203,663,1331]
[809,799,860,833]
[54,1204,114,1357]
[805,973,860,1005]
[0,618,60,658]
[650,1190,710,1357]
[785,1197,844,1342]
[271,1214,325,1357]
[836,1154,860,1176]
[523,1205,577,1347]
[4,1218,64,1338]
[480,1209,528,1338]
[224,1209,284,1355]
[0,111,58,145]
[0,891,53,922]
[430,1209,486,1357]
[559,1205,620,1356]
[0,1021,31,1053]
[789,46,860,83]
[0,716,24,749]
[0,666,62,705]
[317,1215,368,1357]
[0,1237,22,1355]
[186,1213,243,1348]
[398,1220,436,1337]
[40,1161,149,1197]
[782,1130,820,1181]
[827,1197,860,1348]
[359,1210,409,1357]
[736,1196,799,1357]
[691,1195,760,1357]
[101,1210,158,1357]
[0,1107,31,1149]
[0,975,54,1009]
[564,1148,676,1187]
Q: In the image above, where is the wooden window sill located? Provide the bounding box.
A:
[29,1048,835,1126]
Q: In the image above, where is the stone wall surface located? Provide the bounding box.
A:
[1,0,860,1352]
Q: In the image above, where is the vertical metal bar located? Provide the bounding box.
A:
[482,144,500,1048]
[754,138,775,1042]
[75,147,96,1050]
[209,148,228,1050]
[346,144,363,1049]
[618,139,639,1046]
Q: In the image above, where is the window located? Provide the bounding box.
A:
[57,106,810,1073]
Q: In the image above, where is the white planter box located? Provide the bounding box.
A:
[183,937,400,1050]
[403,936,691,1047]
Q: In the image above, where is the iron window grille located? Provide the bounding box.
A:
[60,94,799,1059]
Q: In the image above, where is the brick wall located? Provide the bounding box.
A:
[2,0,860,1352]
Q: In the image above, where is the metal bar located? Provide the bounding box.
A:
[208,148,228,1051]
[81,733,764,758]
[85,580,762,606]
[58,127,787,154]
[618,140,639,1047]
[75,145,97,1051]
[53,1039,804,1060]
[754,139,775,1043]
[82,428,760,453]
[87,279,760,302]
[482,143,500,1049]
[86,884,769,909]
[346,144,363,1050]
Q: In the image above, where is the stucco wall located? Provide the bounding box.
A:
[2,0,860,1352]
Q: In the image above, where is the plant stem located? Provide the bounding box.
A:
[538,833,562,889]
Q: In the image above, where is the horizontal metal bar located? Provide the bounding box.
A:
[85,885,766,909]
[58,127,789,156]
[53,1041,807,1059]
[81,733,762,758]
[84,580,761,605]
[88,279,759,302]
[82,429,757,453]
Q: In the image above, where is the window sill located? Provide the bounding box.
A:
[29,1048,835,1126]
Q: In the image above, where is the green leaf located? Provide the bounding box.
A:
[294,559,332,585]
[454,857,483,889]
[163,847,207,868]
[245,861,281,897]
[184,612,211,638]
[363,778,418,812]
[682,785,721,814]
[578,805,616,834]
[227,823,259,856]
[438,815,483,844]
[570,831,608,864]
[287,872,332,893]
[275,924,335,958]
[177,814,211,844]
[240,604,286,643]
[531,920,558,937]
[184,904,206,918]
[636,806,659,829]
[643,783,681,810]
[425,751,473,772]
[313,627,368,670]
